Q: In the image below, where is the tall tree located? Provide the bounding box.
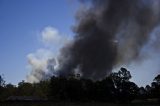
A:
[110,68,138,102]
[0,75,5,87]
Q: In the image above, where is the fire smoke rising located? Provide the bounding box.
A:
[57,0,160,80]
[27,0,160,83]
[27,27,69,83]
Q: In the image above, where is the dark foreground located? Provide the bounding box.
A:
[0,102,159,106]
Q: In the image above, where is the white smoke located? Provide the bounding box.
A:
[41,26,68,47]
[27,49,54,83]
[26,26,70,83]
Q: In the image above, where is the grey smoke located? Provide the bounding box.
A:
[56,0,160,80]
[28,0,160,83]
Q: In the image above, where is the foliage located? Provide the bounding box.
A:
[0,68,160,103]
[0,75,5,87]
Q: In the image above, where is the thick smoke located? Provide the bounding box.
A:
[56,0,160,80]
[27,0,160,83]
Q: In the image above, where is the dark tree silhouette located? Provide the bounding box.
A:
[109,67,138,102]
[0,75,5,87]
[150,74,160,99]
[1,68,160,103]
[154,74,160,85]
[50,76,68,101]
[0,75,5,101]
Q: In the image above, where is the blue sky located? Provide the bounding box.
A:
[0,0,79,84]
[0,0,159,87]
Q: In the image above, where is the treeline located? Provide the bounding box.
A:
[0,68,160,103]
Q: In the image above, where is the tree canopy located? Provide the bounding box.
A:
[0,68,160,103]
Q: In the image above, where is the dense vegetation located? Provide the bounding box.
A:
[0,68,160,103]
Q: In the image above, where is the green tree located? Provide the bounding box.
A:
[18,80,33,96]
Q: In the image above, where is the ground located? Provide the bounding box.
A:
[0,102,159,106]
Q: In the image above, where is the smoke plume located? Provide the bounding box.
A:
[56,0,160,80]
[27,27,70,83]
[27,0,160,84]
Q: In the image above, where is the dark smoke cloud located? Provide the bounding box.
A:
[55,0,160,80]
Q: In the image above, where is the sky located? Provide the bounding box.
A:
[0,0,79,85]
[0,0,159,87]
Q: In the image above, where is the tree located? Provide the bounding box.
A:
[81,79,94,101]
[145,85,152,98]
[49,76,68,101]
[118,67,132,82]
[66,78,83,101]
[93,77,116,102]
[138,87,147,99]
[154,74,160,85]
[150,74,160,98]
[0,75,6,101]
[0,75,5,87]
[33,80,50,98]
[109,68,138,102]
[17,80,34,96]
[3,83,17,99]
